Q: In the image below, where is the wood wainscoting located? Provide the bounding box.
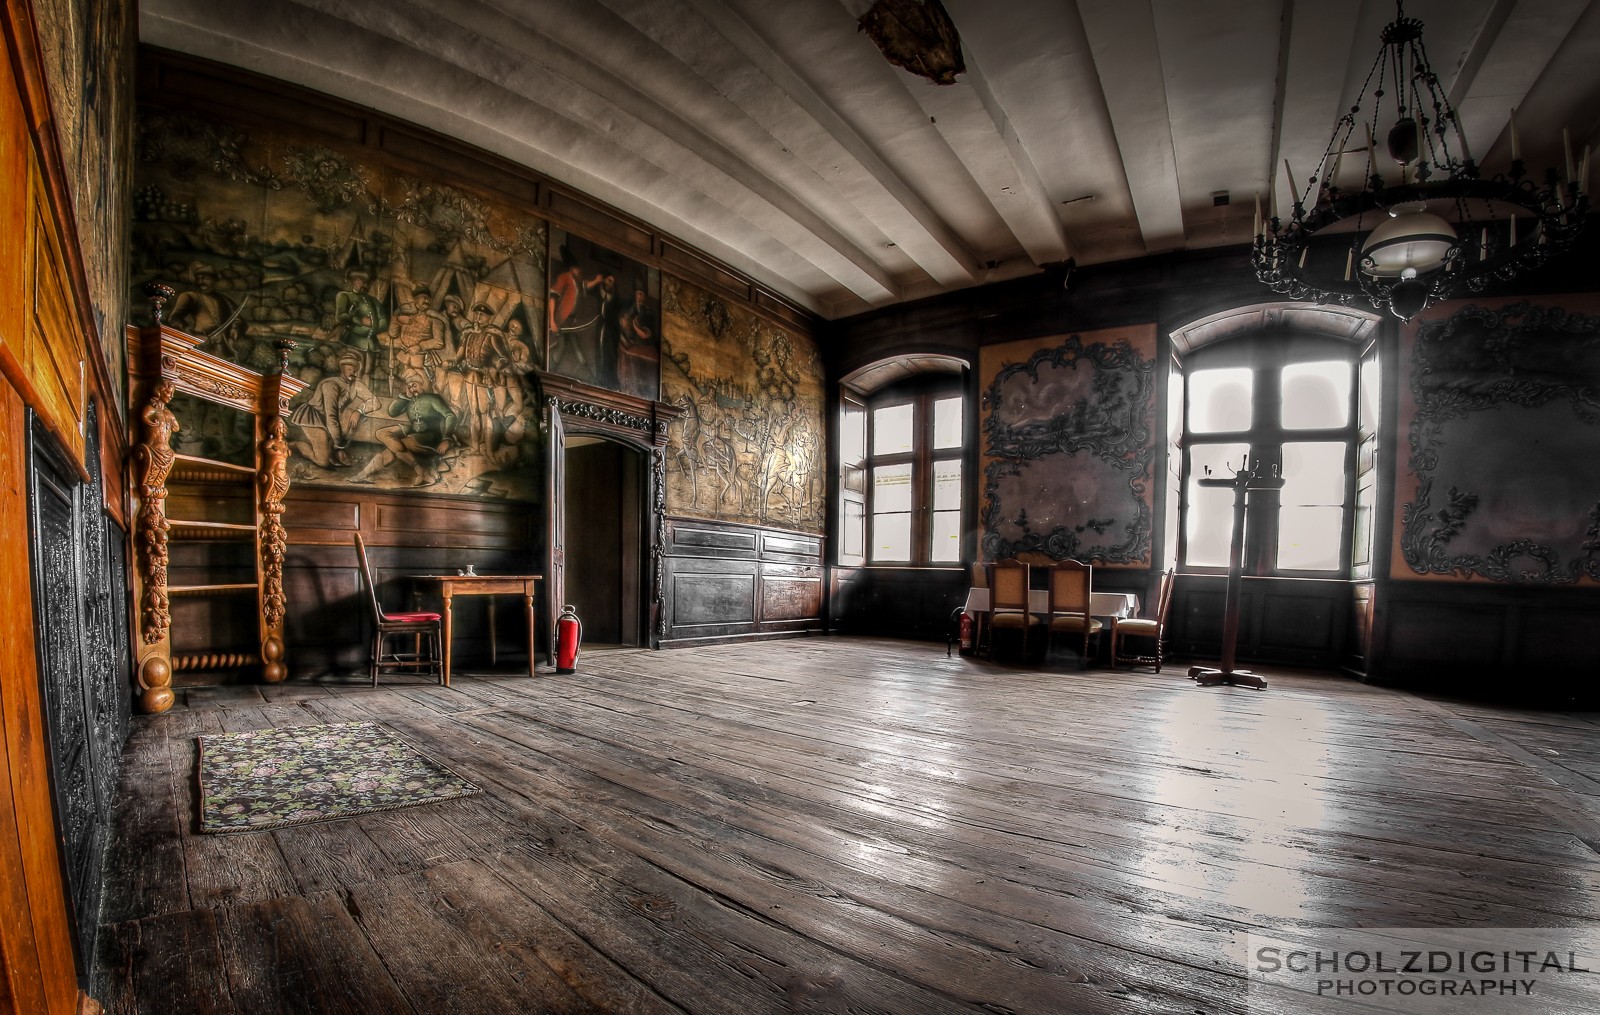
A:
[659,517,824,646]
[283,487,538,678]
[831,566,969,641]
[1168,574,1351,669]
[1366,579,1600,703]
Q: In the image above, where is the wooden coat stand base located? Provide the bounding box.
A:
[1188,665,1269,689]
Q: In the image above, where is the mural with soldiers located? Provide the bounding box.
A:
[131,107,547,499]
[660,277,825,534]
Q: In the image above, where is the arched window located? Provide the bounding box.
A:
[838,359,968,567]
[1180,335,1361,575]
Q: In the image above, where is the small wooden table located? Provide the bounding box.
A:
[408,574,541,686]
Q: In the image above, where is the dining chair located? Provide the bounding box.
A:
[354,533,443,686]
[1111,568,1176,672]
[1044,559,1102,668]
[985,558,1038,660]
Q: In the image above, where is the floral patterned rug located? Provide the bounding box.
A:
[197,721,481,833]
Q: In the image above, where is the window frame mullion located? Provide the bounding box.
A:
[1180,346,1360,577]
[861,382,966,568]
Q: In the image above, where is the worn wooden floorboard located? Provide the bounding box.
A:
[447,701,1599,936]
[213,892,413,1013]
[92,637,1600,1014]
[443,663,1600,919]
[491,675,1565,848]
[437,715,1256,1014]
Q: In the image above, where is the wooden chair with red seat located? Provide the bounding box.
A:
[985,558,1039,660]
[1044,559,1102,668]
[1111,568,1176,672]
[354,533,443,686]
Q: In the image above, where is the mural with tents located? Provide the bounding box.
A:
[130,107,549,499]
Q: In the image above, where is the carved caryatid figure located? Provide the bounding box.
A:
[133,377,179,643]
[258,415,291,629]
[137,377,179,493]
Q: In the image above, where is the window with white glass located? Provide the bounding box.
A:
[1180,341,1357,575]
[855,381,966,565]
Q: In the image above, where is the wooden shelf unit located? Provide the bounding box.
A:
[127,295,307,714]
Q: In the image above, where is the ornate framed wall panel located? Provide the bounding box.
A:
[1395,298,1600,585]
[977,325,1158,566]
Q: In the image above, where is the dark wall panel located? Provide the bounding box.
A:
[660,517,824,645]
[1370,581,1600,702]
[760,565,823,622]
[1385,602,1506,667]
[284,487,536,676]
[671,571,757,627]
[1518,609,1600,669]
[830,566,969,641]
[1261,594,1338,653]
[1169,576,1347,668]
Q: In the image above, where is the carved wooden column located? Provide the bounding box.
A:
[129,285,179,713]
[256,337,295,684]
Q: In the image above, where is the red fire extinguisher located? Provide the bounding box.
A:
[958,611,974,655]
[556,605,582,674]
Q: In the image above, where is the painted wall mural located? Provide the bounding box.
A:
[1397,298,1600,584]
[130,106,547,500]
[659,277,825,533]
[34,0,134,410]
[547,228,660,401]
[979,326,1157,565]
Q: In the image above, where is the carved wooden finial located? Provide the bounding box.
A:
[145,282,176,323]
[274,337,296,374]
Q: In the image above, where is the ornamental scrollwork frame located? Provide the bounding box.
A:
[1400,301,1600,583]
[980,335,1156,564]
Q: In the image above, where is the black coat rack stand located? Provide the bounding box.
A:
[1189,458,1284,690]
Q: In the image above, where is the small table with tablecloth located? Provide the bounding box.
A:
[961,588,1139,657]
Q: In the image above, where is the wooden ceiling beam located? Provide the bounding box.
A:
[1077,0,1186,254]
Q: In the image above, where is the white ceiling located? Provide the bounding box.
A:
[141,0,1600,321]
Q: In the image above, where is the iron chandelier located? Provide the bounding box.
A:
[1252,1,1589,321]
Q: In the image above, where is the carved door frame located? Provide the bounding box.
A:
[540,376,679,656]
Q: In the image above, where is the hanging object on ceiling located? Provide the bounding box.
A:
[1251,1,1588,321]
[858,0,965,86]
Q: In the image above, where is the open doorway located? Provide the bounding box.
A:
[562,435,646,648]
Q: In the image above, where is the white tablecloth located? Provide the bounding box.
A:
[962,588,1139,619]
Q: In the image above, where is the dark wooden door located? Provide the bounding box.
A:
[563,440,646,645]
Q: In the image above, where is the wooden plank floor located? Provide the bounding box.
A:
[93,638,1600,1014]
